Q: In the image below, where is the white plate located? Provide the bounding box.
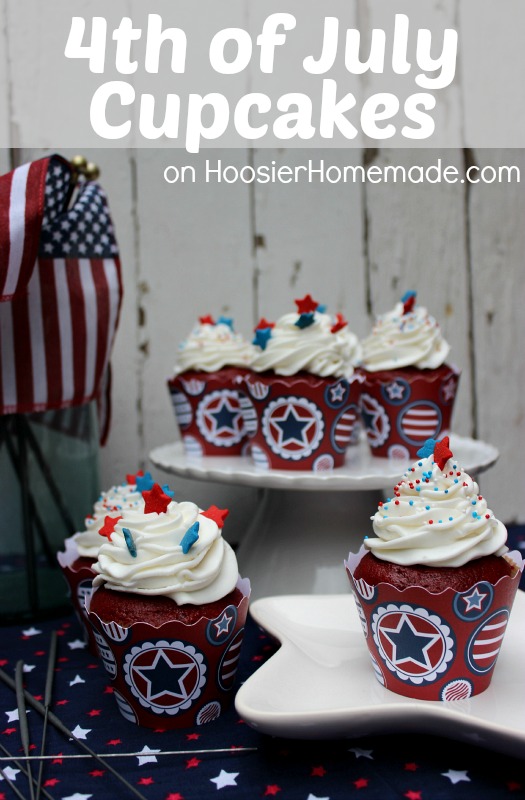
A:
[235,591,525,757]
[150,434,498,491]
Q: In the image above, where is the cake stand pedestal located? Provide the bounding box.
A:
[150,434,499,599]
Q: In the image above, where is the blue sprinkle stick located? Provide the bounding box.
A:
[295,312,315,329]
[136,472,154,492]
[162,484,175,498]
[122,527,137,558]
[401,290,417,304]
[180,521,200,554]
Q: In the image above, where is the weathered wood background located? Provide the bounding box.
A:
[1,1,524,530]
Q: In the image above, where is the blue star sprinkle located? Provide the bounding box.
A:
[417,438,437,459]
[253,327,273,350]
[122,527,137,558]
[217,316,234,330]
[180,521,200,554]
[162,484,175,498]
[317,304,327,313]
[295,312,315,329]
[401,290,417,304]
[136,472,155,492]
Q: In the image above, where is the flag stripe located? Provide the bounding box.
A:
[4,163,30,297]
[0,301,16,408]
[67,259,87,400]
[39,259,64,406]
[79,258,99,398]
[27,265,48,407]
[12,289,34,406]
[55,259,75,403]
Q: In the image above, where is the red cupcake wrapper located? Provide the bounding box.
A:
[344,547,523,700]
[86,577,251,729]
[358,364,460,459]
[57,537,99,655]
[240,370,364,471]
[167,368,250,456]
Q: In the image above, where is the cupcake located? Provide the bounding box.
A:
[358,291,460,459]
[57,471,152,651]
[86,482,250,728]
[241,294,363,470]
[345,437,523,700]
[167,316,255,457]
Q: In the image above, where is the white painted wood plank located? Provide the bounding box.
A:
[0,2,11,155]
[468,148,525,522]
[134,148,258,541]
[252,148,368,336]
[363,148,472,440]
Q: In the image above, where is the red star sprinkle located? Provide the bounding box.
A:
[143,483,172,515]
[199,314,215,325]
[98,515,122,540]
[331,313,348,333]
[201,505,229,528]
[126,470,143,484]
[354,778,369,789]
[264,786,281,796]
[434,436,453,470]
[255,317,275,330]
[402,291,417,314]
[295,294,319,314]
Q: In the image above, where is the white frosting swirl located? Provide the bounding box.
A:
[361,301,450,371]
[173,320,254,373]
[76,483,144,558]
[251,311,360,378]
[365,453,507,567]
[92,500,239,605]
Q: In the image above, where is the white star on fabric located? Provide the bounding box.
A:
[69,675,86,686]
[348,748,374,759]
[62,794,93,800]
[136,745,161,766]
[442,769,470,784]
[6,708,28,723]
[22,626,41,637]
[210,770,239,789]
[307,795,330,800]
[68,639,87,650]
[0,766,21,782]
[70,725,91,740]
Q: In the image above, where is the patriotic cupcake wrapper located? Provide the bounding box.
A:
[86,577,251,729]
[240,370,363,471]
[358,364,460,460]
[344,547,523,700]
[167,368,250,456]
[57,537,99,655]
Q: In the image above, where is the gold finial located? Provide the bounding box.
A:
[85,162,100,180]
[71,154,88,171]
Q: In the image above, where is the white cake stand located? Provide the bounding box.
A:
[150,434,499,599]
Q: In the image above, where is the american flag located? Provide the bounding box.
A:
[0,155,122,441]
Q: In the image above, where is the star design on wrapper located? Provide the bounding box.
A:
[295,294,319,314]
[214,610,234,637]
[380,614,441,670]
[331,312,348,333]
[270,404,315,448]
[199,314,215,325]
[143,484,172,515]
[434,436,453,470]
[133,650,197,703]
[385,381,407,401]
[202,506,229,528]
[329,383,347,403]
[462,587,488,612]
[442,376,458,402]
[98,515,122,540]
[208,397,242,434]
